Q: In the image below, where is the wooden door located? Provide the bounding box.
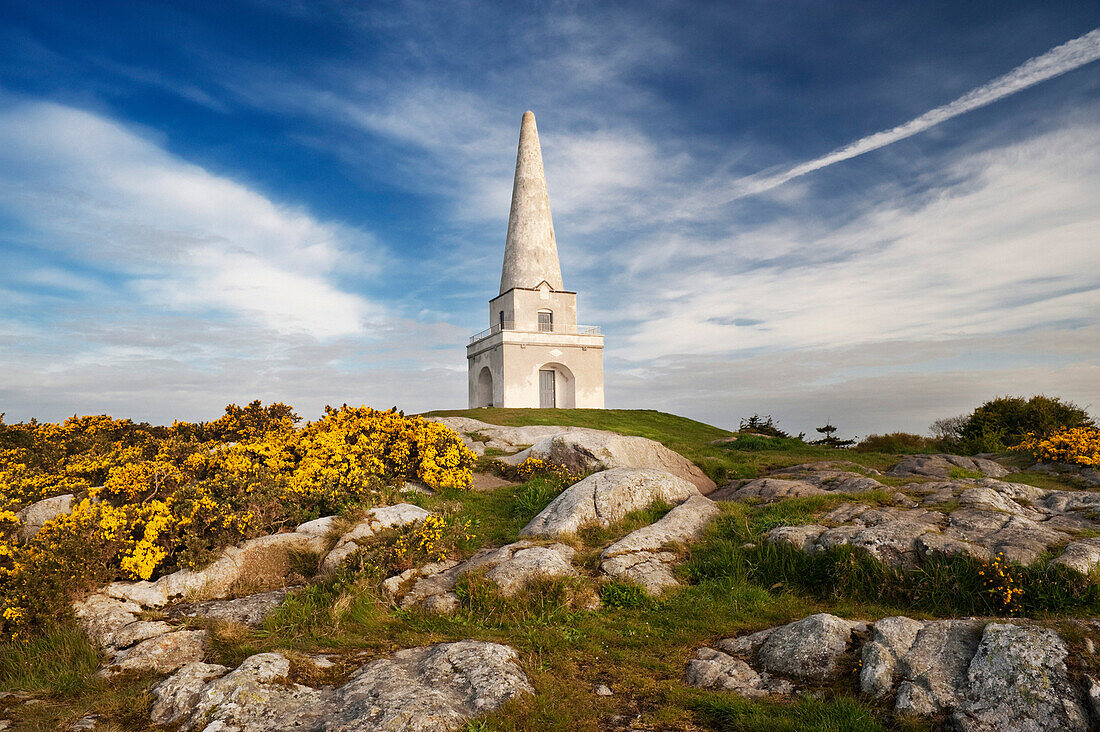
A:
[539,369,556,408]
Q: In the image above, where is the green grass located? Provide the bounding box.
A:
[424,407,733,454]
[691,694,914,732]
[1003,470,1092,492]
[0,622,101,694]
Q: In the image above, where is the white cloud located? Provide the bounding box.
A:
[0,100,380,338]
[618,121,1100,359]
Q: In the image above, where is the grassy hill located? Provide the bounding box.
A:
[424,408,900,481]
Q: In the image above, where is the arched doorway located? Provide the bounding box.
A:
[538,362,575,409]
[477,367,494,407]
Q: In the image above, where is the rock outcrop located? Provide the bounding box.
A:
[506,432,715,493]
[320,503,431,573]
[687,613,1092,732]
[425,416,608,456]
[104,517,334,608]
[521,468,701,539]
[395,540,578,611]
[151,641,532,732]
[77,506,431,675]
[886,454,1010,480]
[759,473,1100,572]
[600,494,719,593]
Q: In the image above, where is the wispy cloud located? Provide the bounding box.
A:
[720,27,1100,201]
[615,120,1100,359]
[0,100,380,338]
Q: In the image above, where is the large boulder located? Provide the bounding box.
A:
[159,652,328,731]
[891,619,984,715]
[684,647,794,697]
[150,662,230,726]
[520,467,701,539]
[507,433,715,493]
[860,616,925,698]
[689,613,1089,732]
[331,641,533,731]
[151,642,532,732]
[953,623,1087,732]
[600,494,720,593]
[754,614,865,682]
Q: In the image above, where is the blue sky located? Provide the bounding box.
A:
[1,1,1098,437]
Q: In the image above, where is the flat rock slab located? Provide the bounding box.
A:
[167,588,293,627]
[151,641,532,732]
[520,467,701,539]
[690,613,1089,732]
[886,454,1009,479]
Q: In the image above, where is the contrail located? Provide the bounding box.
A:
[727,27,1100,200]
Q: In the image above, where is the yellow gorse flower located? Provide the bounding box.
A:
[1014,427,1100,468]
[0,402,475,640]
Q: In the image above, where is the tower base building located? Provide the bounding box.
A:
[467,111,604,409]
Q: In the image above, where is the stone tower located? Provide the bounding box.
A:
[467,111,605,409]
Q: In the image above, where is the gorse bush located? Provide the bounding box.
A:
[1015,426,1100,467]
[0,402,475,640]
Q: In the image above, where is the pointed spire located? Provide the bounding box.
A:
[500,110,564,294]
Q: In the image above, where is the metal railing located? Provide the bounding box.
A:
[468,322,602,344]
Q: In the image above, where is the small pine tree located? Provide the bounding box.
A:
[811,421,855,448]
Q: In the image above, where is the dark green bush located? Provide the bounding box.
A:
[953,395,1093,451]
[855,432,935,454]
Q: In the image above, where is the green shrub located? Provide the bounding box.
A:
[855,433,935,454]
[953,395,1094,451]
[599,580,651,610]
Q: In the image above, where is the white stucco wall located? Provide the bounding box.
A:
[467,328,604,408]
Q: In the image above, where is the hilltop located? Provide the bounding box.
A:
[2,403,1099,731]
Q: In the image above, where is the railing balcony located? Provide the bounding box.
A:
[468,321,602,345]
